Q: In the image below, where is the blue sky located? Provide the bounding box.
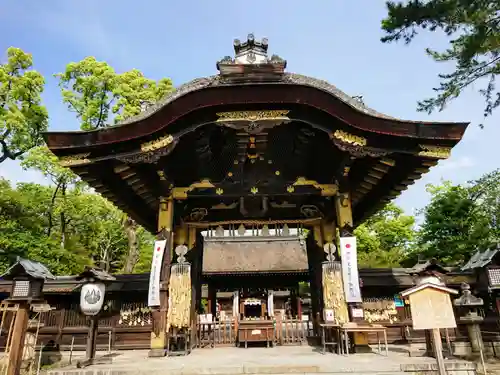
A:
[0,0,498,217]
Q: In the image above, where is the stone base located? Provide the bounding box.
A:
[354,344,372,354]
[76,356,113,368]
[148,348,166,357]
[401,362,476,375]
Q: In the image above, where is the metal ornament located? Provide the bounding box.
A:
[324,242,336,261]
[80,283,106,316]
[175,244,188,264]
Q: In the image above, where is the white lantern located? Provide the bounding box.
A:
[80,282,106,316]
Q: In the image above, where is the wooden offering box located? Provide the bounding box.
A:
[238,320,274,348]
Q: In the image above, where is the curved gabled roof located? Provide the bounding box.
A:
[44,72,467,151]
[42,34,470,232]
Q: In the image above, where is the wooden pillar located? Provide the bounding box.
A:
[335,192,358,320]
[149,196,174,357]
[7,302,29,375]
[307,226,324,333]
[184,225,200,350]
[335,191,365,351]
[85,317,98,362]
[296,285,302,320]
[208,284,216,319]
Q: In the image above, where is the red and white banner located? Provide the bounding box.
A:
[340,236,362,303]
[148,240,167,306]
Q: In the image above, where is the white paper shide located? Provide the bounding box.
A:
[148,240,167,306]
[80,283,106,316]
[340,236,362,302]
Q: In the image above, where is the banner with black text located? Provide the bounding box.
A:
[148,239,167,306]
[340,236,362,302]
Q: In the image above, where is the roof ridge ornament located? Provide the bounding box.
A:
[217,34,287,82]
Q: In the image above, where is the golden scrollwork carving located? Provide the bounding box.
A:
[292,177,338,196]
[140,134,174,153]
[216,110,290,122]
[59,153,91,167]
[331,130,367,147]
[418,145,451,159]
[216,110,291,134]
[172,179,215,199]
[157,170,167,181]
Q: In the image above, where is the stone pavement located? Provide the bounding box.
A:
[45,346,476,375]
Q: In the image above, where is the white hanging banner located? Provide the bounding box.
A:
[340,236,362,303]
[267,290,274,317]
[148,239,167,306]
[232,291,239,318]
[80,283,105,316]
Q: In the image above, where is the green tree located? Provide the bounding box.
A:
[56,56,174,130]
[21,146,83,243]
[354,203,416,268]
[411,170,500,265]
[381,0,500,124]
[54,57,174,271]
[0,47,48,162]
[0,179,89,275]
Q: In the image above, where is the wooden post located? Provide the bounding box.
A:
[334,192,358,319]
[56,308,66,344]
[208,285,217,318]
[296,285,302,320]
[7,302,29,375]
[432,328,447,375]
[86,317,98,362]
[149,195,174,357]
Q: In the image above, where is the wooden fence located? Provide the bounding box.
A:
[1,301,498,352]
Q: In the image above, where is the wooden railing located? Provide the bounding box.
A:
[196,320,236,348]
[195,317,314,348]
[276,318,313,345]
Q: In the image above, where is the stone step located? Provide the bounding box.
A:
[46,370,408,375]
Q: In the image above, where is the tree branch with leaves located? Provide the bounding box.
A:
[0,47,48,162]
[381,0,500,126]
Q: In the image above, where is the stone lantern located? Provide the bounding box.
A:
[454,282,484,355]
[1,258,55,375]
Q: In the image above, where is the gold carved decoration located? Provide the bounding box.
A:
[250,186,258,195]
[215,110,290,134]
[59,153,91,167]
[216,110,290,122]
[141,134,174,153]
[157,171,167,181]
[335,192,353,229]
[287,186,295,193]
[292,177,338,197]
[331,130,367,147]
[216,188,224,195]
[172,179,215,199]
[418,145,451,159]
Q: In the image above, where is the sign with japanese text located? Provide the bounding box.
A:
[340,236,362,303]
[148,240,167,306]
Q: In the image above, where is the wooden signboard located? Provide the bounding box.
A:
[406,287,457,330]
